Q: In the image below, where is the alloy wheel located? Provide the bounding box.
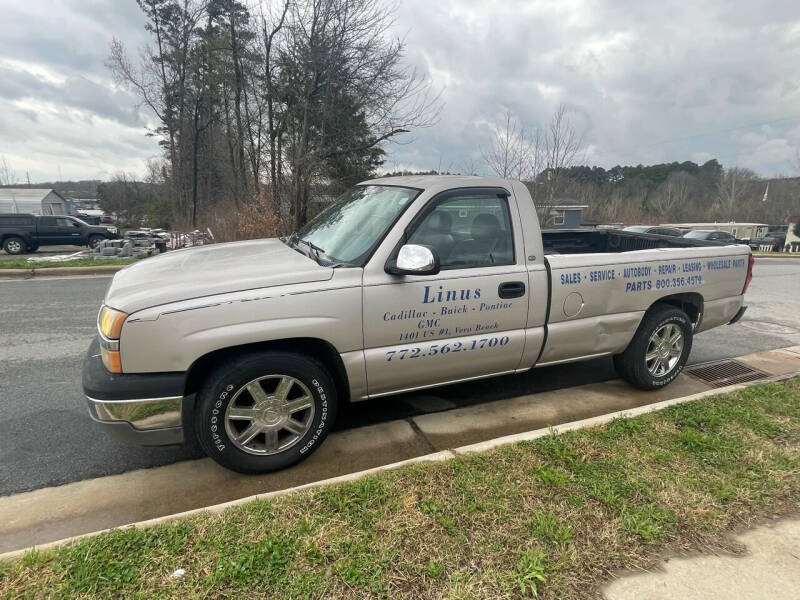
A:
[224,375,315,455]
[645,323,684,377]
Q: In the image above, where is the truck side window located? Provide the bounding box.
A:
[408,194,514,269]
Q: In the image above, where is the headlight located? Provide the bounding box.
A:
[106,227,118,234]
[98,305,127,373]
[98,305,127,339]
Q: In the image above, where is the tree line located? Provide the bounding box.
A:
[477,110,799,227]
[556,162,799,226]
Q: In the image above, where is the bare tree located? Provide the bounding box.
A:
[542,104,583,206]
[458,156,480,176]
[0,156,18,186]
[531,104,584,226]
[481,111,546,183]
[650,171,695,218]
[259,0,291,212]
[480,105,583,226]
[794,145,800,176]
[715,167,757,221]
[281,0,441,228]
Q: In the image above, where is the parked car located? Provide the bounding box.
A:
[623,225,685,237]
[748,231,786,252]
[683,229,740,244]
[0,213,120,254]
[84,176,753,474]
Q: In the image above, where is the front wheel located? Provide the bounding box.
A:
[3,236,25,255]
[88,235,104,249]
[614,305,693,390]
[194,352,337,474]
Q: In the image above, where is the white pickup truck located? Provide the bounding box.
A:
[83,176,753,473]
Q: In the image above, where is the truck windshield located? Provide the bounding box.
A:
[290,185,419,265]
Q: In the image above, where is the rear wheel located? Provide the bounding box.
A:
[2,237,25,255]
[194,351,337,473]
[614,304,692,390]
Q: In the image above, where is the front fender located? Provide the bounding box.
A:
[118,283,364,374]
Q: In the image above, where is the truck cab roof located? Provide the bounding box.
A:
[361,175,514,193]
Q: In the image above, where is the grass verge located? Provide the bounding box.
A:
[0,258,136,269]
[751,251,798,258]
[2,379,799,599]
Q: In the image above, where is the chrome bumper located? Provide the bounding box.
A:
[86,395,183,429]
[86,395,185,446]
[83,338,187,446]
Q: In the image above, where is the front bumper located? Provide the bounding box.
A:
[82,338,186,446]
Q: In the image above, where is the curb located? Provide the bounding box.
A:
[0,265,126,279]
[2,369,798,563]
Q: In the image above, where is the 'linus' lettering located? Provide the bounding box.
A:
[423,285,481,303]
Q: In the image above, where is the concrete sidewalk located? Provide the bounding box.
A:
[604,518,800,600]
[1,346,798,557]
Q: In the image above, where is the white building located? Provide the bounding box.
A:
[0,188,67,215]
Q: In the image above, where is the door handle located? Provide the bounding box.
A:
[498,281,525,299]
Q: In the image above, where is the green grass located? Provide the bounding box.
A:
[0,258,137,269]
[2,379,800,600]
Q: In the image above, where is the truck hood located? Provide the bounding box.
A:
[105,238,333,314]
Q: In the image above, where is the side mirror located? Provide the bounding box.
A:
[386,244,440,275]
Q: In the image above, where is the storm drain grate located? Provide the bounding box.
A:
[685,359,769,388]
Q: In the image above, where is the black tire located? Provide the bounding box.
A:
[613,304,693,390]
[88,235,104,249]
[2,236,25,255]
[194,351,337,474]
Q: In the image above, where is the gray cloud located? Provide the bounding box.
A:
[0,0,798,181]
[386,0,800,176]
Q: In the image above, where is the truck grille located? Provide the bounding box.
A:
[685,359,768,388]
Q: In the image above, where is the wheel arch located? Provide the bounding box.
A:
[1,233,28,244]
[646,292,704,328]
[183,337,351,404]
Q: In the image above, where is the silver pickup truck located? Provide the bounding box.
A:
[83,176,753,473]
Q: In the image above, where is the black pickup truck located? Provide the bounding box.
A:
[0,213,120,254]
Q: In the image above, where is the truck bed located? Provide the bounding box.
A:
[542,229,721,254]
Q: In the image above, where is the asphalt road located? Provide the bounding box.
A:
[1,257,798,496]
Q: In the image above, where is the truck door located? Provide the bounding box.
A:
[36,217,67,245]
[362,188,529,397]
[56,217,84,244]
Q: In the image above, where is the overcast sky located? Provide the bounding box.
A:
[1,0,799,182]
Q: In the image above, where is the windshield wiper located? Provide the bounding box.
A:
[286,233,326,265]
[284,233,348,267]
[298,238,326,260]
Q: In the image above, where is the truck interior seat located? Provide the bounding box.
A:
[410,210,456,259]
[449,213,512,265]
